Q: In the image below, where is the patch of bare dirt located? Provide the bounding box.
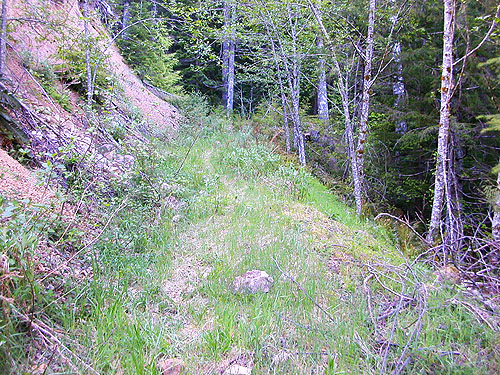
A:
[0,148,54,204]
[161,253,211,305]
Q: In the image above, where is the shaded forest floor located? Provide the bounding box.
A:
[2,108,499,374]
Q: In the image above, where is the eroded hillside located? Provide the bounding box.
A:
[0,0,179,195]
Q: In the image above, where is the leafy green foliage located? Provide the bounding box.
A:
[221,142,280,178]
[116,5,181,93]
[56,41,119,103]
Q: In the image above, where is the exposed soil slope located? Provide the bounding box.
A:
[0,0,180,203]
[0,148,53,204]
[6,0,179,130]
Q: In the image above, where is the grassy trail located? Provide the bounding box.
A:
[79,123,497,374]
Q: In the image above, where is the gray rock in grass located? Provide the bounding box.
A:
[232,270,274,294]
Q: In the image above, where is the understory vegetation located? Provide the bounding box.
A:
[0,0,499,373]
[1,98,498,374]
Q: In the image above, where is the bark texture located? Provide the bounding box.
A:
[317,38,329,121]
[427,0,456,243]
[222,0,236,113]
[353,0,376,216]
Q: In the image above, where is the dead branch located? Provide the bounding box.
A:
[375,212,430,246]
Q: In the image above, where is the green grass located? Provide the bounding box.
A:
[2,110,498,374]
[70,119,498,374]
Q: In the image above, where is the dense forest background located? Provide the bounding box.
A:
[109,0,500,237]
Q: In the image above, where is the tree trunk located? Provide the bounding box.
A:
[261,3,304,164]
[222,38,228,106]
[0,0,8,79]
[427,0,456,244]
[353,0,376,216]
[288,4,305,166]
[444,129,464,250]
[281,91,291,154]
[261,13,291,154]
[291,62,305,166]
[493,166,500,243]
[317,38,329,121]
[83,0,92,106]
[307,0,359,197]
[222,0,236,113]
[226,28,235,112]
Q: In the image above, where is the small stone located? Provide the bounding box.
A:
[158,358,184,375]
[224,364,252,375]
[232,270,274,294]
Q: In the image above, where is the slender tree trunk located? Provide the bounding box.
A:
[222,40,228,106]
[222,0,236,113]
[281,92,291,154]
[261,3,304,164]
[317,38,329,121]
[262,13,291,154]
[427,0,456,243]
[291,59,305,166]
[445,129,464,250]
[0,0,8,79]
[493,166,500,243]
[352,0,376,216]
[83,0,92,106]
[336,63,355,172]
[336,63,359,205]
[288,4,305,166]
[226,21,235,112]
[307,1,359,195]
